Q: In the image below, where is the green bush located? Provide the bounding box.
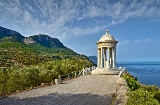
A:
[24,66,40,88]
[6,70,25,92]
[126,89,159,105]
[155,90,160,103]
[0,68,8,95]
[123,72,160,104]
[141,85,159,93]
[123,72,140,91]
[141,85,160,103]
[38,66,54,84]
[0,58,93,96]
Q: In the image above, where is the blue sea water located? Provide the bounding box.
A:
[117,61,160,87]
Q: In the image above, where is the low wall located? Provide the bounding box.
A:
[112,77,128,105]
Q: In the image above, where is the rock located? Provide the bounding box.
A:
[24,37,35,44]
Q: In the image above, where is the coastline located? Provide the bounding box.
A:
[117,61,160,87]
[119,72,160,104]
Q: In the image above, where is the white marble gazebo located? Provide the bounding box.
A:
[92,30,120,75]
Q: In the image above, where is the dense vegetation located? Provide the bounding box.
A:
[0,39,93,96]
[0,59,93,96]
[123,72,160,105]
[0,38,52,67]
[0,26,94,97]
[0,37,89,67]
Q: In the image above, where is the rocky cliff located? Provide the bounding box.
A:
[0,26,66,49]
[28,34,66,48]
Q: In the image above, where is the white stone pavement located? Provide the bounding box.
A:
[0,75,118,105]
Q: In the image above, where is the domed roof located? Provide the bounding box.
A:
[99,30,117,42]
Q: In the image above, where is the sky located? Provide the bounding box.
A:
[0,0,160,61]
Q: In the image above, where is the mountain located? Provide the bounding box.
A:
[0,26,24,41]
[0,26,92,67]
[88,56,97,65]
[0,26,68,49]
[0,26,94,96]
[26,34,65,48]
[0,26,77,56]
[23,34,77,56]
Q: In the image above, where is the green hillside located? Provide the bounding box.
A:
[0,26,94,96]
[0,36,91,68]
[0,37,52,67]
[0,26,93,68]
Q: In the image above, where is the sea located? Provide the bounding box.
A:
[117,61,160,87]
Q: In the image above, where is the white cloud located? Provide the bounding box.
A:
[135,39,140,43]
[149,19,160,23]
[0,0,160,40]
[119,40,130,45]
[145,39,152,43]
[56,25,106,40]
[135,38,157,43]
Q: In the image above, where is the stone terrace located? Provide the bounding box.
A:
[0,75,118,105]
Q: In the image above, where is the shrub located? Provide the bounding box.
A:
[126,89,159,105]
[123,72,160,105]
[0,58,93,96]
[38,67,54,84]
[123,72,140,91]
[0,68,8,95]
[141,85,160,103]
[24,66,40,88]
[155,90,160,103]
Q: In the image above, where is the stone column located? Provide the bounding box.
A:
[110,48,112,68]
[113,47,115,68]
[104,48,106,67]
[99,48,101,68]
[107,47,110,68]
[97,48,100,68]
[114,47,116,68]
[101,47,103,68]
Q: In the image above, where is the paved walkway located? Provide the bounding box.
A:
[0,75,118,105]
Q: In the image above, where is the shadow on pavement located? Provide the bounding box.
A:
[0,92,112,105]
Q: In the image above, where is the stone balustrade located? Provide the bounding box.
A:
[55,66,96,84]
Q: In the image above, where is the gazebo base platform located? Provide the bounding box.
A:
[91,67,122,75]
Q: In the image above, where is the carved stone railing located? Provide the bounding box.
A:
[78,66,96,76]
[118,67,126,77]
[55,66,96,84]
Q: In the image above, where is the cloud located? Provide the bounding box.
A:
[120,38,158,45]
[56,25,106,40]
[135,38,157,43]
[149,19,160,23]
[0,0,160,40]
[119,40,130,45]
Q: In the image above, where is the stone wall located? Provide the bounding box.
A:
[113,77,128,105]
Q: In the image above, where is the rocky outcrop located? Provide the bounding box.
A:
[0,26,65,49]
[29,34,66,48]
[113,77,128,105]
[24,37,35,44]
